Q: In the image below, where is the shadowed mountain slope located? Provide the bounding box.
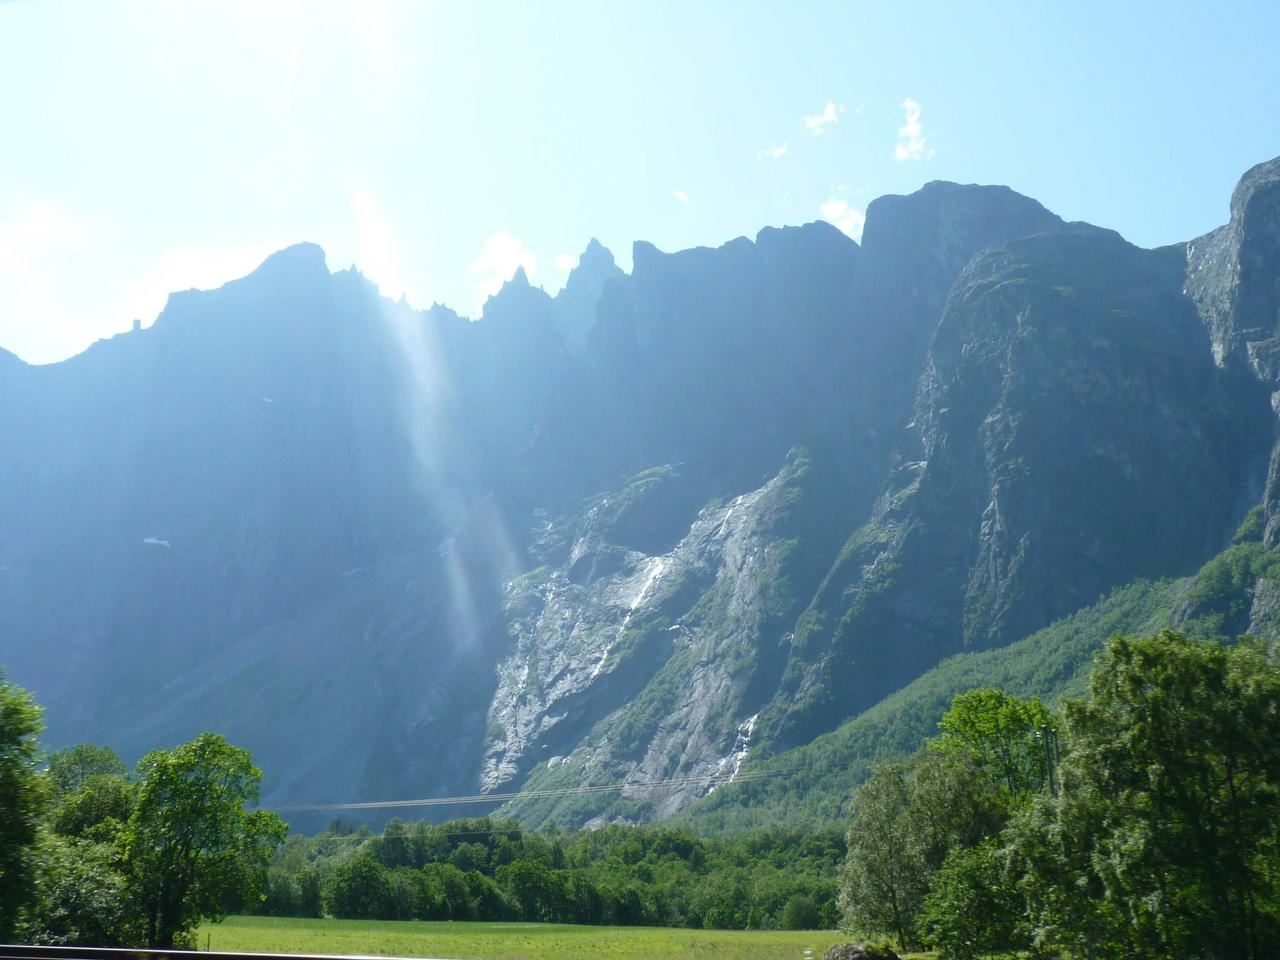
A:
[2,159,1278,825]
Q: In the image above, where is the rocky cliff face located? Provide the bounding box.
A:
[491,451,849,825]
[0,246,531,808]
[1184,158,1280,547]
[763,226,1272,750]
[1187,158,1280,374]
[550,239,625,358]
[2,158,1278,825]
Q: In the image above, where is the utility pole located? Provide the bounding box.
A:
[1038,723,1060,798]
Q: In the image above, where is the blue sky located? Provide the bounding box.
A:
[2,0,1277,363]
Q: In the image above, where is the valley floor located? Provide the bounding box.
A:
[199,915,864,960]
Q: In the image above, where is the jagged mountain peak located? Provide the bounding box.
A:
[486,265,554,316]
[579,237,616,270]
[1187,154,1280,373]
[5,157,1280,829]
[250,241,330,280]
[425,301,465,325]
[756,219,853,245]
[898,178,1055,209]
[483,265,564,320]
[562,239,623,293]
[146,241,336,333]
[631,235,759,278]
[861,179,1063,267]
[554,240,626,357]
[1230,154,1280,223]
[629,238,665,267]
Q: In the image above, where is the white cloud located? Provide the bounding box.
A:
[673,190,690,204]
[114,239,296,319]
[758,142,789,160]
[820,197,866,241]
[0,198,300,364]
[0,200,96,272]
[469,230,537,312]
[805,101,842,135]
[554,252,577,272]
[352,188,428,304]
[894,98,934,161]
[0,199,102,362]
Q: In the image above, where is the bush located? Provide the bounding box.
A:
[327,855,392,919]
[780,894,822,930]
[18,837,136,946]
[918,840,1025,959]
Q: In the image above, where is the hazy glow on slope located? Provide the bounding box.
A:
[354,188,431,306]
[469,232,537,314]
[380,287,521,648]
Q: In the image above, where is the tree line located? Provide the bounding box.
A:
[0,672,843,939]
[5,626,1280,957]
[840,629,1280,960]
[254,816,843,930]
[0,690,284,949]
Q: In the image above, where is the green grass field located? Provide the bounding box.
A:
[199,915,858,960]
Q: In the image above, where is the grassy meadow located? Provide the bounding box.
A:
[199,915,868,960]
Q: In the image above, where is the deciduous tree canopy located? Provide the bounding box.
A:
[0,673,45,940]
[124,733,287,948]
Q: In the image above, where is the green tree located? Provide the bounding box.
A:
[840,758,919,947]
[386,867,430,919]
[1009,630,1280,960]
[917,840,1025,960]
[496,858,568,921]
[327,853,392,919]
[296,868,324,918]
[52,773,135,840]
[463,869,519,920]
[18,836,137,946]
[1004,783,1125,959]
[693,873,750,929]
[780,893,821,930]
[421,862,475,919]
[841,751,1002,950]
[933,688,1056,803]
[123,733,286,947]
[0,673,46,939]
[46,744,127,798]
[448,840,489,872]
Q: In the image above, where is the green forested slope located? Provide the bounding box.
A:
[681,516,1280,834]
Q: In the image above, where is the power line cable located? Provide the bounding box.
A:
[278,768,781,813]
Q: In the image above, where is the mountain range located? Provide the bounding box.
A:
[3,155,1279,829]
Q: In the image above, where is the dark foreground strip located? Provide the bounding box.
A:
[0,948,454,960]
